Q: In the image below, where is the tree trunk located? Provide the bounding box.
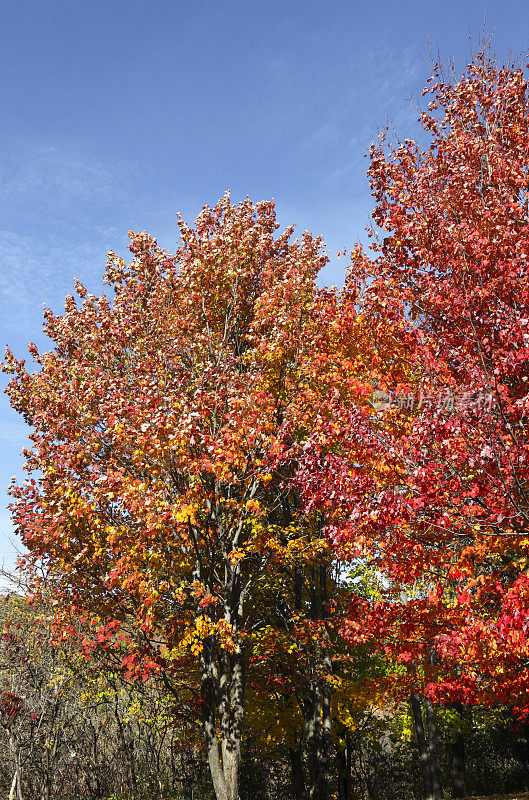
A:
[304,674,332,800]
[7,735,23,800]
[336,738,352,800]
[424,698,443,800]
[201,641,228,800]
[305,681,321,800]
[410,693,434,800]
[346,735,353,800]
[318,651,332,800]
[8,770,18,800]
[200,623,245,800]
[450,703,467,798]
[297,561,334,800]
[224,646,245,800]
[289,747,307,800]
[337,747,347,800]
[306,563,332,800]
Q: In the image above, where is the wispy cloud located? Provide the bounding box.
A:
[0,229,108,335]
[0,136,142,339]
[261,42,426,200]
[0,137,136,211]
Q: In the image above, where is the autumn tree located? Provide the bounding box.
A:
[298,46,529,768]
[259,47,529,800]
[2,194,334,800]
[364,46,529,714]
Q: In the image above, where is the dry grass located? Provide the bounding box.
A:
[467,794,529,800]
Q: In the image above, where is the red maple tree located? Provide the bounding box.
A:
[321,49,529,721]
[3,195,337,800]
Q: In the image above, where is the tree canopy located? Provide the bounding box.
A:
[4,47,529,800]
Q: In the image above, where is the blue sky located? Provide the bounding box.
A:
[0,0,527,570]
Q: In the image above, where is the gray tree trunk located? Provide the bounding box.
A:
[304,564,332,800]
[450,703,467,798]
[318,654,332,800]
[199,573,246,800]
[305,682,321,800]
[201,641,228,800]
[410,693,434,800]
[424,698,443,800]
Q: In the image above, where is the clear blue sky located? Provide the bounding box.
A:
[0,0,527,570]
